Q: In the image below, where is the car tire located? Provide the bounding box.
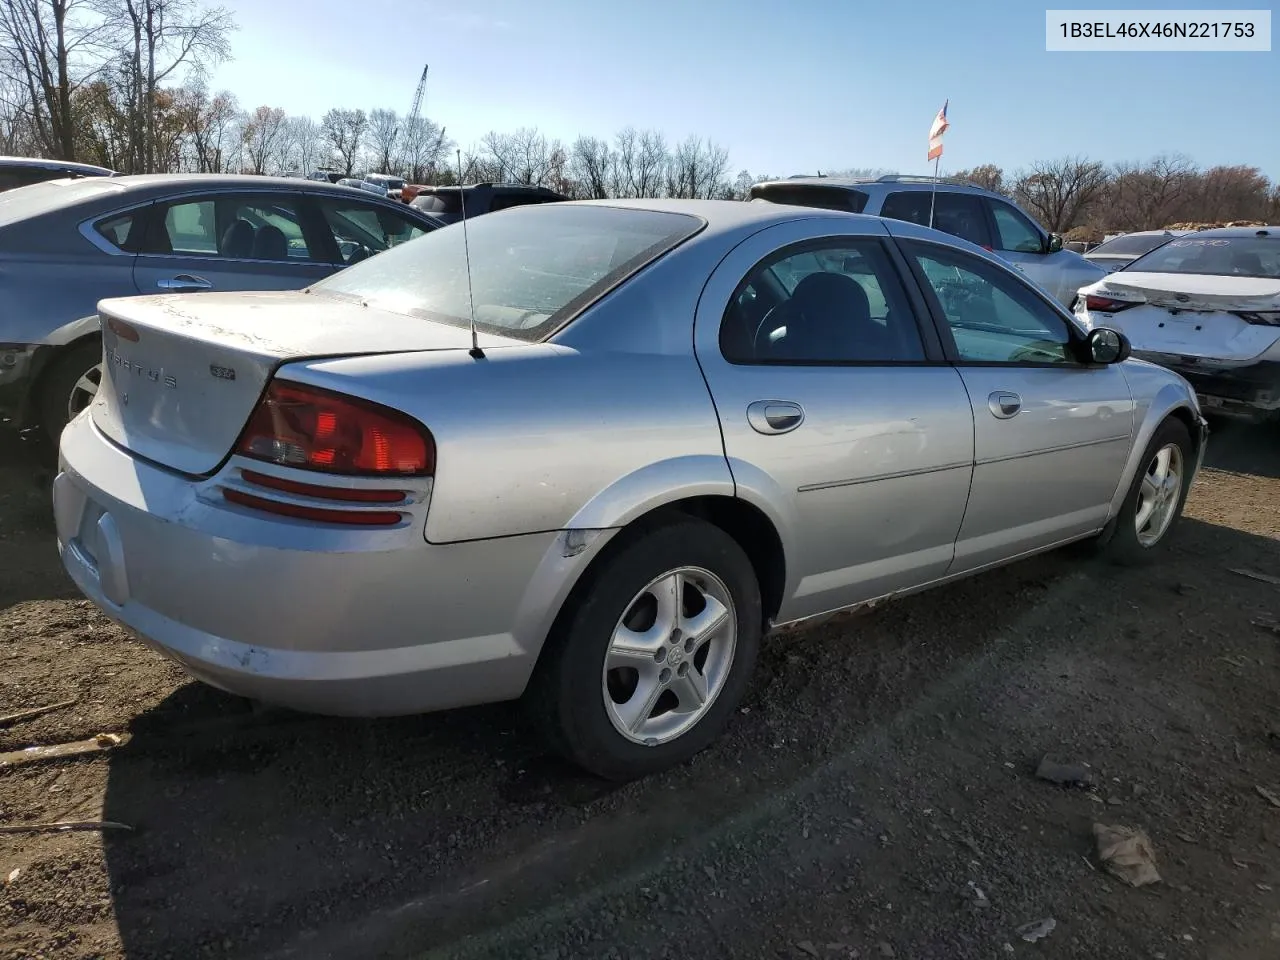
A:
[38,339,103,444]
[528,518,762,781]
[1095,417,1194,566]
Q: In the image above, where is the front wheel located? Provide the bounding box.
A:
[1097,417,1193,565]
[528,519,762,781]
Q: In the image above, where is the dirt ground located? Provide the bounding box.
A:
[2,418,1279,960]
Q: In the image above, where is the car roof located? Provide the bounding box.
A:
[0,155,115,175]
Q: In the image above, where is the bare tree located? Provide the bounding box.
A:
[0,0,117,160]
[175,82,235,171]
[282,114,321,174]
[1012,156,1110,232]
[400,115,449,182]
[480,127,553,185]
[664,135,729,199]
[239,104,284,174]
[951,163,1005,193]
[1103,154,1195,231]
[322,107,366,175]
[108,0,236,172]
[366,107,397,173]
[612,126,666,198]
[1188,165,1272,222]
[569,135,613,198]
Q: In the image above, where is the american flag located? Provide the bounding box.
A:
[927,100,949,161]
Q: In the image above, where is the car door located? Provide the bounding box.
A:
[895,234,1135,573]
[131,191,335,295]
[695,218,976,623]
[984,197,1103,305]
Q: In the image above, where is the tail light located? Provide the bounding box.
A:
[1235,310,1280,327]
[234,381,434,476]
[225,381,433,526]
[1084,294,1140,313]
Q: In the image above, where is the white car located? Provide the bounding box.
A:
[1075,227,1280,421]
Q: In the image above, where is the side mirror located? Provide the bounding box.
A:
[1046,233,1064,254]
[1086,326,1131,365]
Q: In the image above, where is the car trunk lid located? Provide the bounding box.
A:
[91,289,516,476]
[1089,272,1280,363]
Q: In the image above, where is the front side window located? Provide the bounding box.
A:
[721,238,926,364]
[148,195,313,261]
[989,201,1045,253]
[880,191,991,248]
[905,241,1076,364]
[309,203,703,341]
[316,198,429,264]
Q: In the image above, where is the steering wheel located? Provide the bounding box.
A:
[753,301,795,359]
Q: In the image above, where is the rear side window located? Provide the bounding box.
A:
[750,184,869,213]
[94,211,146,252]
[145,195,314,261]
[880,191,991,248]
[310,204,704,341]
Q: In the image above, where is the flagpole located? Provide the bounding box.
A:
[928,154,939,229]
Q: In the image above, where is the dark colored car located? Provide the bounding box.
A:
[0,156,115,192]
[408,182,568,223]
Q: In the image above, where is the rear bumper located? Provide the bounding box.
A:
[1137,352,1280,421]
[53,414,599,716]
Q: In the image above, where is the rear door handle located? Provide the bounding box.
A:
[747,399,805,435]
[157,274,212,292]
[988,391,1022,419]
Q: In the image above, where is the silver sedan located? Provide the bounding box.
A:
[54,199,1208,781]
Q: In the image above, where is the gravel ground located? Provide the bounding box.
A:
[2,419,1279,960]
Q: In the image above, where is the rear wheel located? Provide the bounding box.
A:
[38,340,103,443]
[529,519,761,781]
[1096,417,1193,565]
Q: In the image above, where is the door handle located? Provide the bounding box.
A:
[157,274,212,292]
[988,391,1022,419]
[747,399,805,435]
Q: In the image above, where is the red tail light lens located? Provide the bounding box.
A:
[235,382,435,476]
[1084,295,1139,313]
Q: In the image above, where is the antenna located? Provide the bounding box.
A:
[457,148,483,360]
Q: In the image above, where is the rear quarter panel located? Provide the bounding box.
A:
[283,340,730,544]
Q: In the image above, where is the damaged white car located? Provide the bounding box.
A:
[1075,227,1280,421]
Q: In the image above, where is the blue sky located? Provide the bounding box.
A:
[206,0,1277,179]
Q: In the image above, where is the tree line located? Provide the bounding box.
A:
[3,1,1277,228]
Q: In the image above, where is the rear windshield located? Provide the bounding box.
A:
[411,191,463,216]
[0,177,121,228]
[309,204,704,341]
[1090,233,1179,257]
[1124,235,1280,279]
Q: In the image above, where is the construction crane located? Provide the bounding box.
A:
[395,64,429,177]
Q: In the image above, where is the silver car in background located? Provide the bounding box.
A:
[751,175,1110,307]
[55,200,1207,781]
[0,174,443,438]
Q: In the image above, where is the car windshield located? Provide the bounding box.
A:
[1090,233,1179,257]
[1124,234,1280,279]
[309,204,703,340]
